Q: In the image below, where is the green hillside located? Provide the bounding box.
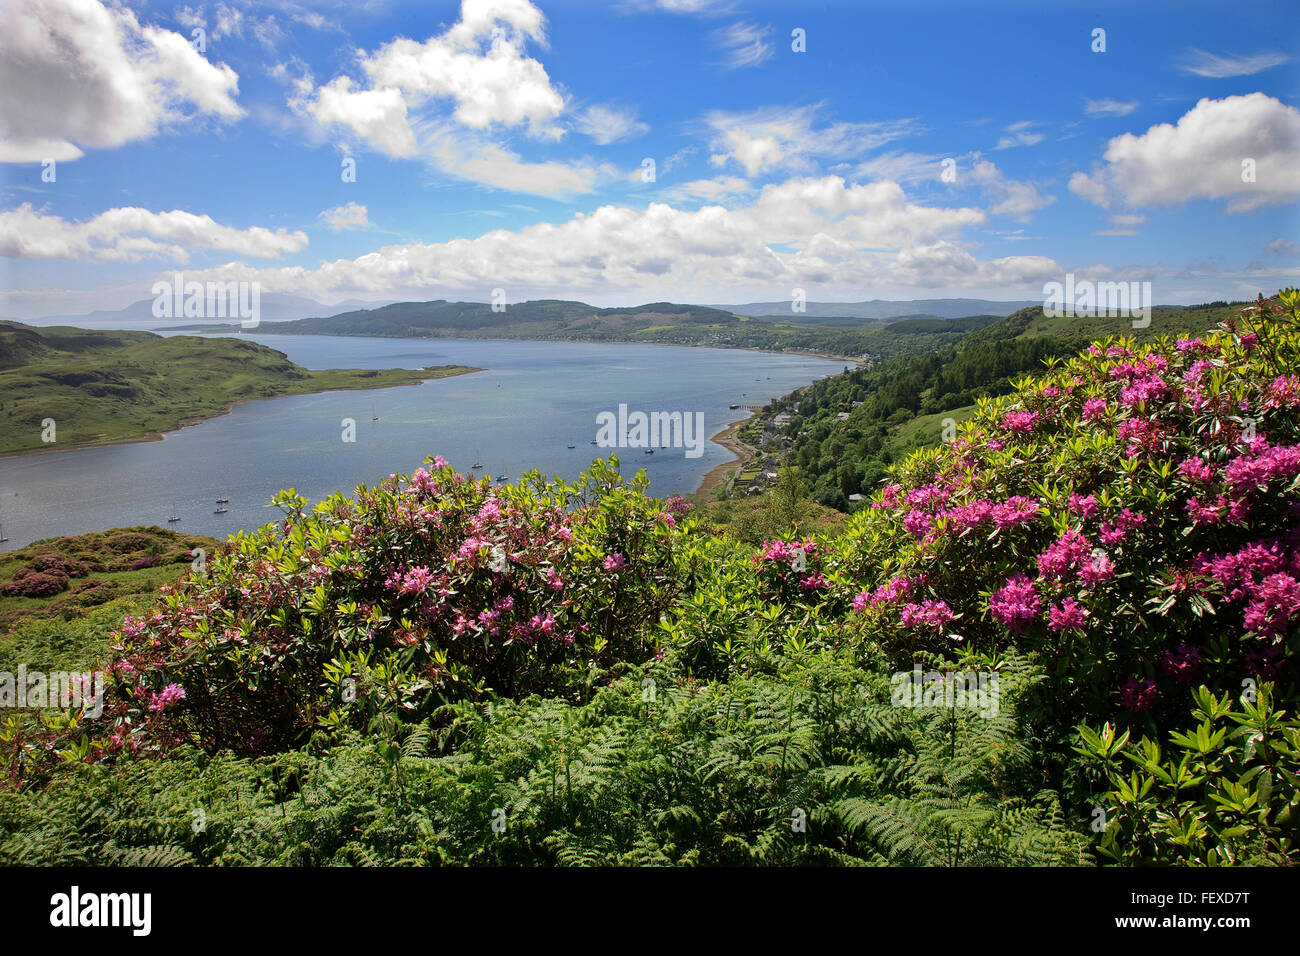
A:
[0,322,479,454]
[168,298,997,363]
[768,301,1253,508]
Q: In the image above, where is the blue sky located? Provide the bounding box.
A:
[1,0,1298,319]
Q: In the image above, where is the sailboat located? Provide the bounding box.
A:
[0,523,8,544]
[167,505,181,523]
[216,496,230,504]
[214,506,228,514]
[371,404,380,422]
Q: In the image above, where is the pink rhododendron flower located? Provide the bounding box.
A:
[1120,678,1158,712]
[1079,551,1115,588]
[1048,597,1088,633]
[603,553,627,571]
[899,599,954,632]
[1067,493,1099,519]
[148,683,186,712]
[1002,410,1040,434]
[1160,643,1202,685]
[1037,530,1093,581]
[1081,398,1108,421]
[1178,457,1217,483]
[991,496,1041,529]
[989,574,1040,632]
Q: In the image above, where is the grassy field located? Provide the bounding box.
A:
[0,322,479,454]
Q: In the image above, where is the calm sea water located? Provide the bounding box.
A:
[0,335,844,551]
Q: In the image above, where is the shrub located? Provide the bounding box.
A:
[98,457,696,757]
[3,568,70,598]
[1075,683,1300,865]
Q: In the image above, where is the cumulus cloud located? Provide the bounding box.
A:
[0,0,243,163]
[1266,238,1300,258]
[1069,94,1300,212]
[712,22,773,69]
[318,202,374,231]
[299,0,565,146]
[574,105,649,144]
[1084,98,1139,118]
[1179,49,1290,78]
[291,0,606,195]
[0,204,308,261]
[171,175,1056,301]
[705,104,920,177]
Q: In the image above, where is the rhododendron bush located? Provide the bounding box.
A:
[839,292,1300,726]
[101,458,692,756]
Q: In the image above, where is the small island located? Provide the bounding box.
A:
[0,322,480,455]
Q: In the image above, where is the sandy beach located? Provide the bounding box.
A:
[691,405,765,502]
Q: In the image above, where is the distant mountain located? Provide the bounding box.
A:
[19,294,398,331]
[167,299,747,339]
[161,297,1013,364]
[707,298,1042,320]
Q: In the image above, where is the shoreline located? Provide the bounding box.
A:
[691,405,765,502]
[175,327,868,367]
[0,367,482,460]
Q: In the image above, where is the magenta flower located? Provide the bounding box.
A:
[899,599,955,632]
[1067,493,1099,519]
[603,553,627,571]
[1159,643,1202,685]
[1120,678,1158,712]
[1002,410,1040,434]
[1048,597,1088,633]
[1079,551,1116,588]
[989,574,1040,632]
[1081,398,1108,422]
[990,496,1041,529]
[148,683,186,712]
[1036,529,1092,581]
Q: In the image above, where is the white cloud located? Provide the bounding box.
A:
[1266,238,1299,258]
[1180,49,1289,78]
[306,78,419,157]
[966,159,1055,220]
[660,176,751,203]
[174,175,1049,301]
[291,0,605,196]
[575,105,649,144]
[0,204,308,261]
[1069,94,1300,213]
[1084,98,1139,118]
[433,138,600,196]
[852,151,947,186]
[318,202,374,231]
[0,0,243,163]
[712,21,772,70]
[305,0,566,143]
[995,121,1044,150]
[1096,213,1147,236]
[705,104,920,177]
